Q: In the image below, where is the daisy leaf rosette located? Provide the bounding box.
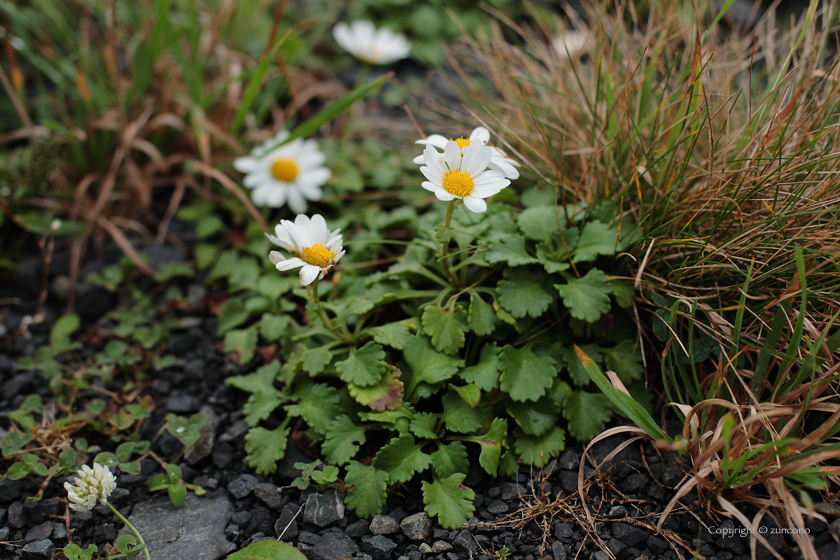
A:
[64,463,118,512]
[333,20,410,66]
[413,126,521,179]
[420,141,510,213]
[268,214,345,286]
[234,130,331,214]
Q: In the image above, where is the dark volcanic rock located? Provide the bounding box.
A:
[228,474,258,499]
[304,528,359,560]
[362,535,398,560]
[370,515,399,535]
[120,493,235,560]
[400,513,430,541]
[610,522,649,547]
[22,539,55,560]
[275,504,301,541]
[254,482,283,510]
[303,490,345,528]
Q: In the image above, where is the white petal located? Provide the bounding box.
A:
[469,127,491,144]
[462,142,492,176]
[333,23,355,54]
[416,134,449,149]
[251,184,280,207]
[423,146,445,176]
[421,181,439,193]
[489,158,520,179]
[309,214,329,245]
[421,165,443,184]
[434,189,456,201]
[233,156,262,173]
[332,249,346,264]
[299,167,331,187]
[275,257,306,272]
[412,154,425,165]
[243,171,270,188]
[443,141,461,172]
[463,196,488,213]
[299,265,321,286]
[288,189,308,214]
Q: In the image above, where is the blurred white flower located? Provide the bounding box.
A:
[234,130,331,214]
[64,463,117,512]
[552,30,589,59]
[419,141,510,213]
[413,126,521,180]
[333,20,410,65]
[268,214,345,286]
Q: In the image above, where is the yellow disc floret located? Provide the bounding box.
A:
[442,170,474,198]
[270,157,299,182]
[453,137,471,150]
[300,244,335,268]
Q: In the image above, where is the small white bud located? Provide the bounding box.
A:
[64,463,118,512]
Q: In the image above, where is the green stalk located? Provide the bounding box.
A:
[107,502,150,560]
[439,200,460,289]
[307,278,353,344]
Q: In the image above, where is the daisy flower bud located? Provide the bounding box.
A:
[64,463,118,512]
[413,126,520,180]
[267,214,345,287]
[333,20,411,66]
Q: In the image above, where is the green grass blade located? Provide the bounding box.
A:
[229,30,290,134]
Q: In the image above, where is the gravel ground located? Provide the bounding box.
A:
[3,274,840,560]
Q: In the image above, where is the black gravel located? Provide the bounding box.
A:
[2,278,839,560]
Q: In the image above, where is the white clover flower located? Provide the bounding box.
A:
[233,130,331,214]
[267,214,345,287]
[333,20,410,66]
[419,141,510,214]
[552,30,589,59]
[64,463,117,512]
[413,127,520,180]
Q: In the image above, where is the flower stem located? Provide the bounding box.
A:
[440,200,460,289]
[307,278,353,343]
[107,502,150,560]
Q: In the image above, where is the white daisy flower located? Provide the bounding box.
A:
[267,214,345,287]
[64,463,117,512]
[552,30,589,59]
[333,20,411,66]
[419,141,511,214]
[413,127,520,180]
[233,130,331,214]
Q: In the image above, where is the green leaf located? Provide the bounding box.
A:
[515,426,566,467]
[451,384,481,407]
[6,462,30,480]
[611,280,635,308]
[226,362,280,394]
[61,544,97,560]
[344,461,388,519]
[244,392,283,427]
[574,220,618,262]
[431,441,469,479]
[468,292,497,336]
[223,328,258,364]
[410,412,441,439]
[245,425,290,475]
[555,269,612,323]
[403,335,464,398]
[518,206,561,243]
[115,534,137,554]
[322,416,367,466]
[217,298,251,335]
[368,322,413,350]
[563,391,613,441]
[373,433,433,483]
[115,442,136,463]
[459,343,500,392]
[422,473,476,530]
[51,313,80,344]
[507,398,559,437]
[496,267,553,319]
[464,418,506,477]
[336,342,387,387]
[227,539,308,560]
[119,461,141,475]
[499,345,557,402]
[260,314,291,340]
[286,383,341,433]
[301,346,334,376]
[168,483,187,507]
[483,235,538,266]
[422,306,469,356]
[602,340,644,383]
[441,389,484,433]
[348,365,405,411]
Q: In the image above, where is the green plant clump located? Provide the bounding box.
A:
[222,188,645,528]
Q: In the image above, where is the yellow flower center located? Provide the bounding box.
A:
[300,244,334,268]
[453,137,471,150]
[443,170,474,198]
[270,157,298,182]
